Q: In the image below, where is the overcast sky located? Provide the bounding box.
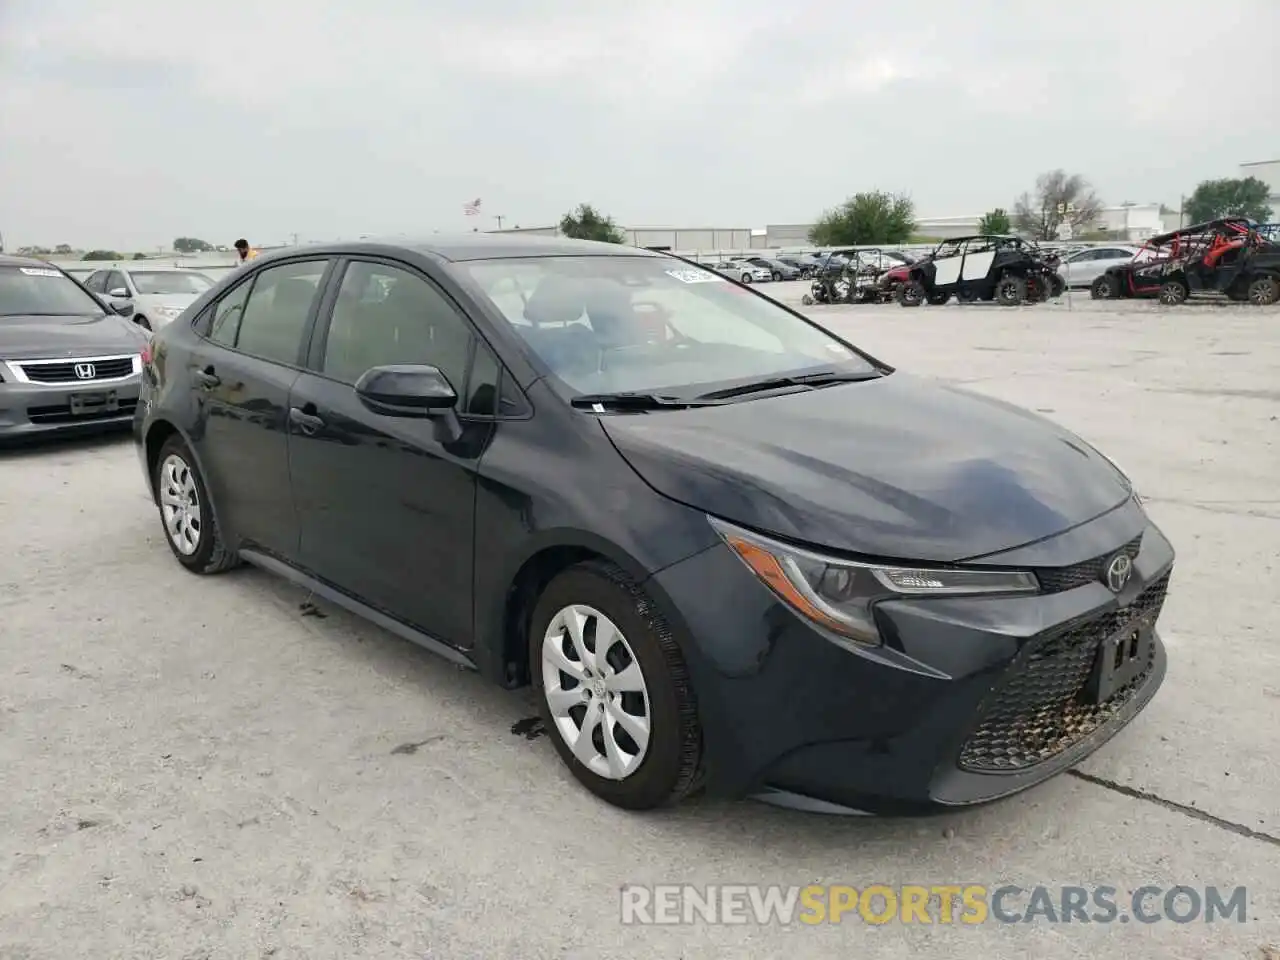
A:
[1,0,1277,251]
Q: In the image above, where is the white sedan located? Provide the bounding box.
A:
[1057,245,1151,288]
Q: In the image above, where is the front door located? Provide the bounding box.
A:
[287,257,490,649]
[186,257,334,560]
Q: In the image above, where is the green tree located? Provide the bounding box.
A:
[82,250,122,261]
[558,204,626,244]
[808,191,915,246]
[132,252,148,259]
[1184,177,1273,224]
[1013,170,1104,241]
[172,237,213,254]
[977,208,1011,235]
[55,243,73,255]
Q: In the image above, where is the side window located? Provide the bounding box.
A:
[208,278,254,346]
[84,271,107,293]
[105,271,127,295]
[234,260,328,365]
[320,260,474,390]
[464,342,500,416]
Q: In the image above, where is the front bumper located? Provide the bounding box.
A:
[0,366,141,440]
[650,499,1174,813]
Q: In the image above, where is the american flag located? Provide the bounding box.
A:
[463,198,482,216]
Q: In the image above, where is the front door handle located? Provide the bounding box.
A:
[289,406,325,435]
[193,367,220,389]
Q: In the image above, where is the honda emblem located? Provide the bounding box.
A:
[74,362,96,380]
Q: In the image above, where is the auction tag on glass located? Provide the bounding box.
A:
[665,268,724,284]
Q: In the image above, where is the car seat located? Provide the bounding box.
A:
[518,276,600,376]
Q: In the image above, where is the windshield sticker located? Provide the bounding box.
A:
[826,343,853,355]
[665,268,724,284]
[19,267,61,278]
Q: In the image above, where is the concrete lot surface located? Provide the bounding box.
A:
[1,290,1277,959]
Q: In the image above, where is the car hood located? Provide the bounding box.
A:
[600,372,1131,562]
[0,314,146,360]
[135,293,199,310]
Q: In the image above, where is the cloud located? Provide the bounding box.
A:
[1,0,1276,250]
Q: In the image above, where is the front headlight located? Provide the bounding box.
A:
[709,517,1038,648]
[153,304,183,320]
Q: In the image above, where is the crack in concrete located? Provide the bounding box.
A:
[1068,770,1280,848]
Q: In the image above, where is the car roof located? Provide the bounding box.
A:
[278,233,666,264]
[0,253,60,269]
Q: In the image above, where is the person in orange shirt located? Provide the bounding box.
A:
[233,238,259,267]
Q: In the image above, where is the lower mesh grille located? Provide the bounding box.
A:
[957,573,1170,773]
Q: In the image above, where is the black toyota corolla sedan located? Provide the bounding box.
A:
[133,234,1174,814]
[1,255,147,441]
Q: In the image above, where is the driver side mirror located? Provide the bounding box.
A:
[110,300,134,317]
[108,287,130,299]
[354,364,462,442]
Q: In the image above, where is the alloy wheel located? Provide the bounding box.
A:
[159,453,202,556]
[541,604,652,781]
[1248,276,1279,306]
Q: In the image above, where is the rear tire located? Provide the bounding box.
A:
[153,435,241,574]
[1048,274,1066,298]
[1247,274,1279,306]
[995,275,1026,306]
[529,561,704,811]
[926,289,951,305]
[740,273,752,284]
[1158,279,1189,306]
[772,271,782,281]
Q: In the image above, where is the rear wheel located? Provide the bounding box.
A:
[153,435,241,574]
[995,275,1026,306]
[1247,274,1280,306]
[898,281,925,307]
[1048,274,1066,298]
[772,271,782,281]
[926,289,951,305]
[740,273,752,284]
[530,561,703,810]
[1158,279,1189,306]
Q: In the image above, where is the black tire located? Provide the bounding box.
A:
[529,561,704,810]
[1048,274,1066,298]
[153,434,241,574]
[995,275,1026,306]
[898,281,925,307]
[801,294,814,305]
[926,289,951,305]
[801,268,813,279]
[135,316,152,331]
[1090,275,1117,300]
[1247,274,1280,306]
[1158,279,1188,306]
[772,271,782,281]
[1028,275,1050,302]
[740,273,752,284]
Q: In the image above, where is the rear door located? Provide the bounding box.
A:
[287,257,508,649]
[184,256,336,560]
[960,237,998,281]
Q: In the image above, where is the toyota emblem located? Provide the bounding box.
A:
[1104,553,1133,593]
[73,362,96,380]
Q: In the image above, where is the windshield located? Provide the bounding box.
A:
[129,271,214,295]
[454,255,876,397]
[0,265,106,318]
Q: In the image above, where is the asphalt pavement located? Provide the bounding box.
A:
[1,289,1277,959]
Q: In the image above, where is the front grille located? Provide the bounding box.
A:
[957,573,1170,773]
[27,398,137,425]
[18,357,135,383]
[1034,534,1143,594]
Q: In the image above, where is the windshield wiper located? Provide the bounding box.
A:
[570,392,722,411]
[695,370,881,401]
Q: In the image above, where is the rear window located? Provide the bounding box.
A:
[0,265,106,318]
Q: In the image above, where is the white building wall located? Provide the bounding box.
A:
[1239,160,1280,213]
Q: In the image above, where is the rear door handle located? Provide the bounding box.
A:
[289,406,325,435]
[193,367,220,389]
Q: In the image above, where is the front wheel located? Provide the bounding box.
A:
[1048,274,1066,298]
[926,289,951,306]
[153,435,241,574]
[898,281,925,307]
[772,271,782,281]
[1158,279,1188,306]
[1090,275,1118,300]
[1247,274,1280,306]
[530,562,704,810]
[995,275,1027,306]
[740,273,752,284]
